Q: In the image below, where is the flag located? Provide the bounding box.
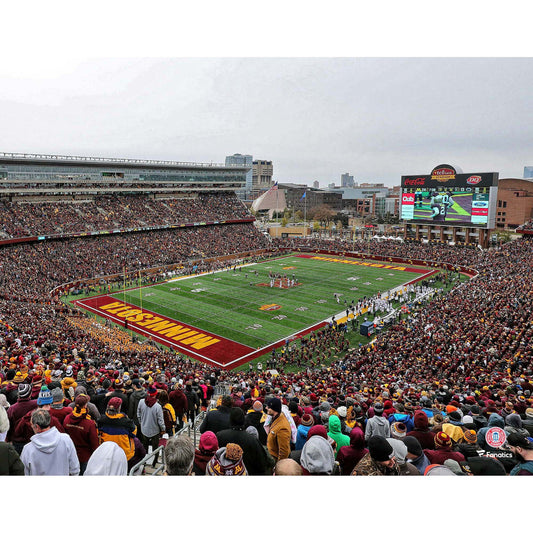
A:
[270,181,278,191]
[300,191,306,200]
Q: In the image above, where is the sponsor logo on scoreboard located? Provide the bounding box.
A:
[467,175,482,185]
[403,177,425,186]
[431,168,455,182]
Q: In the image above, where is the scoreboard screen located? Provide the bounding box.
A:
[400,165,498,229]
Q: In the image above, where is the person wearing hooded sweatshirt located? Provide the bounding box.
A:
[67,385,100,421]
[365,403,390,440]
[406,410,435,450]
[387,437,420,476]
[63,394,99,475]
[20,408,79,476]
[327,414,349,458]
[336,426,368,475]
[84,441,128,476]
[404,436,431,475]
[12,385,66,455]
[504,413,530,440]
[300,434,336,475]
[477,413,507,451]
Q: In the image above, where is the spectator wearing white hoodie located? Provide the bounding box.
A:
[20,408,79,476]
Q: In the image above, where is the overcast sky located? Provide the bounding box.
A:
[1,8,532,188]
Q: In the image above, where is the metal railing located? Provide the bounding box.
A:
[128,410,207,475]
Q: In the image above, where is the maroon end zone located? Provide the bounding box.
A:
[74,295,253,368]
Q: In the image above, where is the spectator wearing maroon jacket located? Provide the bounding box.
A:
[6,384,38,453]
[406,410,436,450]
[336,426,368,475]
[424,431,466,465]
[169,383,188,431]
[49,387,73,424]
[63,394,99,475]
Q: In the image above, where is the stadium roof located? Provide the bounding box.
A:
[0,152,250,170]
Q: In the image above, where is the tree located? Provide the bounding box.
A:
[308,206,336,228]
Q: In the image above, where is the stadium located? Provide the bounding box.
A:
[1,152,532,477]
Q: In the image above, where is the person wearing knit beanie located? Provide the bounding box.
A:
[390,422,407,439]
[193,431,219,475]
[107,397,123,413]
[37,386,54,406]
[17,383,32,400]
[404,436,430,475]
[252,401,263,412]
[462,429,477,444]
[295,414,314,451]
[424,430,466,466]
[435,431,452,447]
[206,443,248,476]
[352,435,400,476]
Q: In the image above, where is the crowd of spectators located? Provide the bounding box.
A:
[0,196,532,475]
[0,192,250,238]
[0,223,270,302]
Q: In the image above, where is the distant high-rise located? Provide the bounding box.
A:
[313,180,319,189]
[524,166,533,178]
[226,153,253,196]
[252,160,274,192]
[341,173,355,187]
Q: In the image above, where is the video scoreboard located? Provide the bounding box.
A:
[400,164,499,229]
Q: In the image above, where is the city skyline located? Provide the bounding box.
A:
[1,57,532,188]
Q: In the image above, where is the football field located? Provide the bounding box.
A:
[74,253,437,369]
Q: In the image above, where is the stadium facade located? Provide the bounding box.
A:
[0,152,251,196]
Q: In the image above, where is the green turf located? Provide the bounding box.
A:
[110,254,429,349]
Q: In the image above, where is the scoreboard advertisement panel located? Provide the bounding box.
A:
[400,164,498,229]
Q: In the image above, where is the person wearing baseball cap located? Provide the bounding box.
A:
[505,433,533,475]
[265,396,291,463]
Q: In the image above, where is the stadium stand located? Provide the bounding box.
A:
[0,190,532,476]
